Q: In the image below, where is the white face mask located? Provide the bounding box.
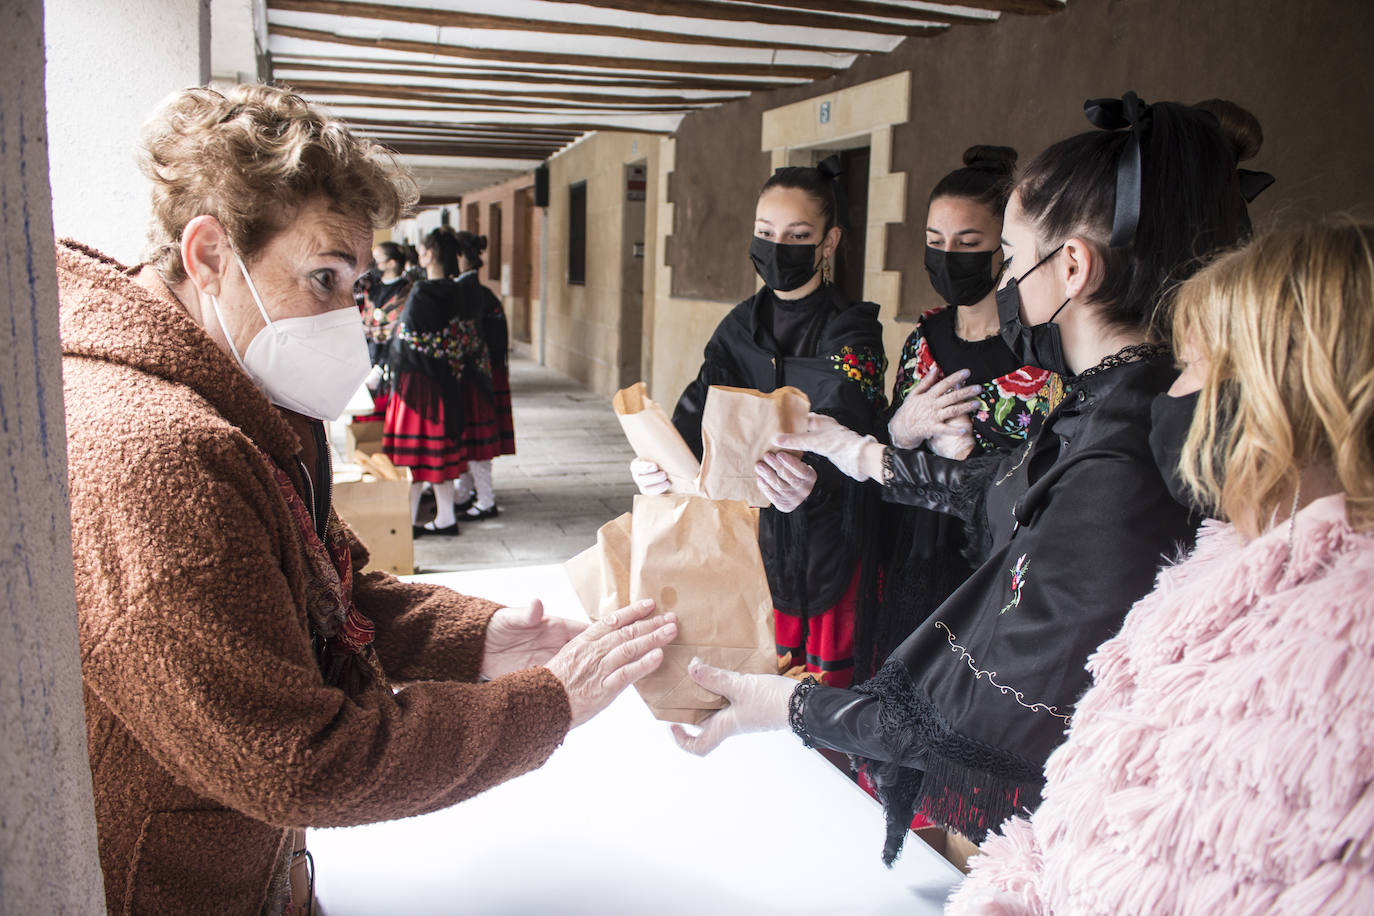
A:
[207,250,371,421]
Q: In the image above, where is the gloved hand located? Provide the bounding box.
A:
[773,413,884,482]
[363,364,384,392]
[670,658,797,756]
[889,367,982,449]
[629,458,672,495]
[929,411,976,460]
[754,451,817,512]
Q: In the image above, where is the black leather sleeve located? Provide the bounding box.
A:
[794,685,925,767]
[882,446,1001,516]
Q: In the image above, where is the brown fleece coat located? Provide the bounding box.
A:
[57,241,571,914]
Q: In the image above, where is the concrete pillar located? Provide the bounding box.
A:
[1,3,106,912]
[43,0,210,263]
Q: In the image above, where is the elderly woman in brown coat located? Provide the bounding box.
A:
[58,84,677,915]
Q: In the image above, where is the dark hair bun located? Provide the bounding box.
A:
[476,234,489,252]
[816,154,844,181]
[963,145,1018,175]
[1192,99,1263,163]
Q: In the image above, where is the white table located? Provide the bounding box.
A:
[310,564,964,915]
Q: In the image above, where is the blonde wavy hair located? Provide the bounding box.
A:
[139,83,418,282]
[1172,221,1374,537]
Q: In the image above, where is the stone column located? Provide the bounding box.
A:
[1,2,105,911]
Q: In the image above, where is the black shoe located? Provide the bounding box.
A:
[463,504,500,521]
[454,492,477,512]
[413,521,460,537]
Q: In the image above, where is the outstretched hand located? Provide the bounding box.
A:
[544,599,678,728]
[773,413,884,482]
[670,658,796,756]
[481,599,588,680]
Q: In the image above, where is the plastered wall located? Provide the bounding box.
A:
[3,3,106,910]
[44,0,209,264]
[459,173,542,348]
[651,0,1374,404]
[544,131,661,396]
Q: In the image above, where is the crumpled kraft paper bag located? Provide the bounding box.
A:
[613,382,701,494]
[629,494,775,724]
[563,494,776,725]
[697,385,811,506]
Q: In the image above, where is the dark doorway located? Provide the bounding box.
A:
[832,146,870,305]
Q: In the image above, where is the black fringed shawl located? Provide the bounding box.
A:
[387,277,493,438]
[798,352,1198,861]
[671,284,887,624]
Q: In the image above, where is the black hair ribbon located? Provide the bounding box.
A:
[1083,91,1153,248]
[1237,168,1276,204]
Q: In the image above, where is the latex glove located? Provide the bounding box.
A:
[480,599,588,680]
[363,364,384,392]
[929,411,976,460]
[544,599,678,728]
[629,457,672,495]
[773,413,884,482]
[889,367,982,449]
[755,450,817,512]
[670,658,796,756]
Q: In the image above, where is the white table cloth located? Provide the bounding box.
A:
[309,564,963,915]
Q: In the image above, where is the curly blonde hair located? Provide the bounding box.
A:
[139,83,418,282]
[1172,221,1374,536]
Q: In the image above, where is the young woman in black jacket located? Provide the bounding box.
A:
[631,158,887,688]
[672,94,1263,861]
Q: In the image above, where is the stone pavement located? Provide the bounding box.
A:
[410,355,639,574]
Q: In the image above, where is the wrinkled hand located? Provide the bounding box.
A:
[630,458,672,495]
[928,411,976,460]
[481,599,588,680]
[544,599,677,728]
[773,413,883,482]
[755,451,816,512]
[889,367,982,449]
[670,659,796,756]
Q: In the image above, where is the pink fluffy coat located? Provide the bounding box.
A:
[949,494,1374,915]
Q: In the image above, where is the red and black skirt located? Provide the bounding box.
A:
[383,372,468,483]
[773,566,860,689]
[459,376,501,462]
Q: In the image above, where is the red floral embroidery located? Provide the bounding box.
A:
[995,366,1052,399]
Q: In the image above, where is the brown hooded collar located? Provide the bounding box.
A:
[56,239,302,467]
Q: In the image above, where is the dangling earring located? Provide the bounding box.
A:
[821,257,834,286]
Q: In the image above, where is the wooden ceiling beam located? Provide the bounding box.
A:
[269,23,840,79]
[267,0,905,51]
[270,53,803,91]
[531,0,943,35]
[322,101,675,131]
[342,117,581,139]
[713,0,989,26]
[304,93,707,114]
[379,140,556,159]
[914,0,1063,13]
[282,78,740,107]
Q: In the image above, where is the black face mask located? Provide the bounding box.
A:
[996,244,1071,375]
[1149,390,1207,513]
[750,236,819,293]
[925,246,1000,307]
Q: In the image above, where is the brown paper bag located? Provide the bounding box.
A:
[565,511,633,619]
[696,385,810,506]
[626,493,775,724]
[613,382,701,494]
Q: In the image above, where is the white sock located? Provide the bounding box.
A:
[470,460,495,510]
[453,470,474,503]
[433,479,456,527]
[409,481,425,523]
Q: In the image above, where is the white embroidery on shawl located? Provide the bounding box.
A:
[935,621,1073,723]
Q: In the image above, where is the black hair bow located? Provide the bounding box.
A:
[1237,168,1276,204]
[1083,91,1153,248]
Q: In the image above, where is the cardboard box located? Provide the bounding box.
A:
[333,464,413,576]
[345,419,386,458]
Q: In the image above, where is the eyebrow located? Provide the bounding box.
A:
[1000,236,1013,247]
[756,218,816,229]
[927,227,985,235]
[316,247,359,268]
